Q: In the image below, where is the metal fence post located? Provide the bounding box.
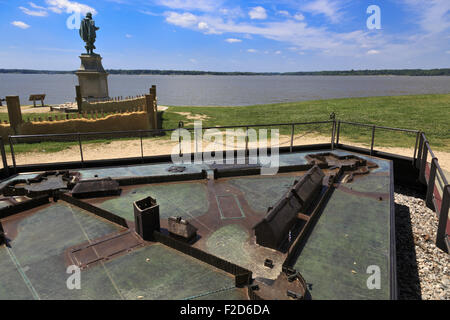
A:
[413,131,420,166]
[0,137,9,177]
[8,136,17,173]
[425,158,438,209]
[436,186,449,253]
[178,121,183,157]
[195,128,198,154]
[370,125,376,156]
[140,130,144,163]
[416,132,424,170]
[290,124,294,153]
[331,120,336,150]
[336,121,341,146]
[419,135,428,184]
[78,133,84,167]
[245,126,249,157]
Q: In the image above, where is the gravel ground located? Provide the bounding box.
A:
[395,185,449,300]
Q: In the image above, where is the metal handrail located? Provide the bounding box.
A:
[8,120,334,139]
[2,118,449,253]
[339,121,419,133]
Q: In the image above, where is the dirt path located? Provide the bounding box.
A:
[6,134,450,175]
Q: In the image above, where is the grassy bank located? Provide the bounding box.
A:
[162,94,450,151]
[4,94,450,154]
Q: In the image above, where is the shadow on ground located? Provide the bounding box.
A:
[395,202,422,300]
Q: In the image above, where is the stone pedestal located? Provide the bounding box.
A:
[75,54,109,101]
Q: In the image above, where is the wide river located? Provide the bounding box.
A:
[0,74,449,106]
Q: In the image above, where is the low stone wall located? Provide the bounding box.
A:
[0,111,151,141]
[81,96,146,113]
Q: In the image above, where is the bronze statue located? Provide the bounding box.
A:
[79,12,99,55]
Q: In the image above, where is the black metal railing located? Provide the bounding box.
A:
[2,119,449,253]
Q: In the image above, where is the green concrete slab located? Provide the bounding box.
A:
[346,174,390,194]
[294,176,392,300]
[206,224,251,266]
[0,246,35,300]
[9,203,121,266]
[103,244,237,300]
[97,182,209,221]
[0,202,124,300]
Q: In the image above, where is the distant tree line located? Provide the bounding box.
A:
[1,68,449,76]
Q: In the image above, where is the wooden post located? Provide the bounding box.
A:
[153,96,158,130]
[5,96,22,135]
[145,94,156,130]
[150,85,156,97]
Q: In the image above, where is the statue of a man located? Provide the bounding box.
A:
[79,12,99,55]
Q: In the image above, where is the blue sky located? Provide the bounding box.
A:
[1,0,449,71]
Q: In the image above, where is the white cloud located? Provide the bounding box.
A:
[19,6,48,17]
[219,7,244,18]
[402,0,450,34]
[158,0,220,12]
[198,21,209,30]
[247,49,257,53]
[275,50,282,54]
[162,2,450,65]
[125,34,133,38]
[367,50,380,55]
[225,38,242,43]
[29,2,47,10]
[293,13,305,21]
[165,12,198,27]
[140,10,159,16]
[11,21,30,29]
[277,10,290,17]
[48,6,62,13]
[302,0,342,23]
[45,0,97,15]
[249,6,267,20]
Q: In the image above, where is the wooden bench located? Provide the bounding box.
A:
[29,94,46,107]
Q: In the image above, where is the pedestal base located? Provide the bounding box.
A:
[76,54,109,100]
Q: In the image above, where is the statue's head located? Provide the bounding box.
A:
[86,12,93,19]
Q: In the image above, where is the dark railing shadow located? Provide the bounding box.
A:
[395,202,422,300]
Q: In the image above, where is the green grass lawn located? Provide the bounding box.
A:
[162,94,450,151]
[5,94,450,154]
